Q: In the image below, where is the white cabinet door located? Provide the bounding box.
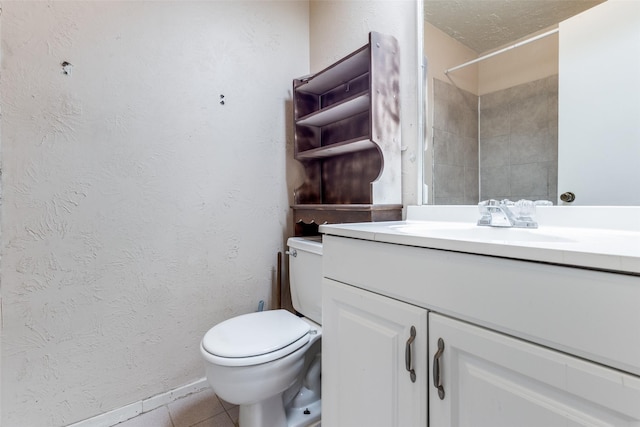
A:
[322,278,428,427]
[429,313,640,426]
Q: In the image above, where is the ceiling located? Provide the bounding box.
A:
[424,0,606,53]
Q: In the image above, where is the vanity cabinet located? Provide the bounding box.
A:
[322,278,427,426]
[429,312,640,426]
[321,233,640,427]
[292,31,402,235]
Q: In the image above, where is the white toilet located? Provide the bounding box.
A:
[200,237,323,427]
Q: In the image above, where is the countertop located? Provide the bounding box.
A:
[319,206,640,275]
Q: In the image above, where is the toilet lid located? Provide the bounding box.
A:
[202,310,310,363]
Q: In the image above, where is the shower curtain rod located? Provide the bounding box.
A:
[444,28,559,74]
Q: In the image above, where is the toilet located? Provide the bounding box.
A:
[200,237,323,427]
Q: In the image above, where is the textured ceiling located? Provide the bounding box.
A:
[425,0,606,53]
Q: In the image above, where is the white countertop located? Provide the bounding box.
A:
[319,206,640,275]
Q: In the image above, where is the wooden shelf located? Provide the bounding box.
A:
[292,204,403,236]
[296,47,369,95]
[291,32,401,235]
[292,203,403,223]
[297,93,369,127]
[295,137,376,160]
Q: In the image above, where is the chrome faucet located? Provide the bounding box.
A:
[477,199,543,228]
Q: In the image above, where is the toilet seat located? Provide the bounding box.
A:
[201,310,311,367]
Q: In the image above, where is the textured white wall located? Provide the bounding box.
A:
[309,0,421,209]
[0,1,309,426]
[424,22,479,96]
[478,28,558,96]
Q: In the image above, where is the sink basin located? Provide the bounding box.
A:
[390,222,576,244]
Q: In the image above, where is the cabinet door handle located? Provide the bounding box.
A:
[433,337,445,400]
[405,326,417,383]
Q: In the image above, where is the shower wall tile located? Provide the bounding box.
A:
[434,75,558,204]
[434,79,478,138]
[548,161,558,202]
[510,163,549,196]
[510,94,548,135]
[465,168,480,203]
[480,87,511,109]
[432,78,479,204]
[480,135,510,168]
[479,104,510,139]
[434,196,467,205]
[434,164,465,198]
[549,92,559,124]
[434,129,479,168]
[481,165,511,200]
[507,78,547,102]
[433,129,465,166]
[510,129,555,164]
[463,135,479,168]
[479,75,558,202]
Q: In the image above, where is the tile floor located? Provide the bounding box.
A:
[113,388,238,427]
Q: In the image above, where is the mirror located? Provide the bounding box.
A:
[422,0,607,205]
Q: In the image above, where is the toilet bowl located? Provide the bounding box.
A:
[200,237,323,427]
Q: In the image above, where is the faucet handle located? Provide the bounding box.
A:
[477,200,493,225]
[514,199,535,218]
[478,199,540,228]
[513,199,540,228]
[478,199,501,210]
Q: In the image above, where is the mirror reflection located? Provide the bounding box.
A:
[423,0,604,205]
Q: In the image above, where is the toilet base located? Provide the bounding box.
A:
[239,394,287,427]
[286,397,321,427]
[237,393,321,427]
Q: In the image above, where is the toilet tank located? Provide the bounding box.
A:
[287,236,323,325]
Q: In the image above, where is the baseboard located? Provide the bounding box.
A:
[142,378,209,413]
[67,378,209,427]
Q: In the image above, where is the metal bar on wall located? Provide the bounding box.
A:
[444,28,559,75]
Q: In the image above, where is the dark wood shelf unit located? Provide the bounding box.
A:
[292,32,402,235]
